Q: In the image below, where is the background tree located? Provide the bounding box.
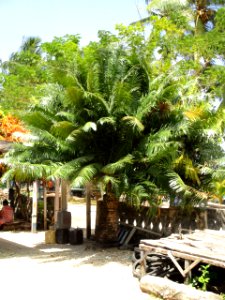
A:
[0,36,46,112]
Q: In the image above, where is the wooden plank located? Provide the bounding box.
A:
[183,259,201,276]
[140,237,225,262]
[139,245,225,269]
[123,227,137,245]
[167,251,185,277]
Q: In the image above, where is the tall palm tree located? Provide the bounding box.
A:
[3,23,225,242]
[2,32,144,242]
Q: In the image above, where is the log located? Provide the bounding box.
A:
[140,275,222,300]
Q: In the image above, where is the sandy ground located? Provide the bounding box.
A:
[0,203,155,300]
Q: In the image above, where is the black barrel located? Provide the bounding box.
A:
[69,228,83,245]
[55,228,69,244]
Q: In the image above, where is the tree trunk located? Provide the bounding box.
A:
[95,190,119,245]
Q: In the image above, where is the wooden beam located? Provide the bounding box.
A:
[167,251,185,277]
[123,227,137,245]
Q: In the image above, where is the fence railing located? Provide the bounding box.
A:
[118,202,225,237]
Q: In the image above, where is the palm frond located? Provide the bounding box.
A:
[167,171,188,193]
[122,116,144,132]
[130,184,150,205]
[22,110,55,131]
[66,128,83,142]
[86,63,100,93]
[72,163,100,186]
[101,175,120,191]
[54,155,94,180]
[101,154,134,175]
[50,121,76,139]
[1,162,57,182]
[97,117,116,126]
[174,154,201,186]
[147,0,189,14]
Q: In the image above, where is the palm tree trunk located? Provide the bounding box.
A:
[95,182,119,244]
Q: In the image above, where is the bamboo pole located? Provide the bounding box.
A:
[31,180,38,233]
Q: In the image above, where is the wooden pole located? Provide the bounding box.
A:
[31,180,38,233]
[86,182,91,239]
[54,179,60,226]
[61,179,69,211]
[43,183,47,230]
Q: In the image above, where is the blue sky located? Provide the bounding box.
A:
[0,0,147,61]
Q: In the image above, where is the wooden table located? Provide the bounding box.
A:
[137,229,225,280]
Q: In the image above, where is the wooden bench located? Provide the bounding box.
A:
[1,220,31,231]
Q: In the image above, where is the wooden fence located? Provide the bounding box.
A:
[118,202,225,239]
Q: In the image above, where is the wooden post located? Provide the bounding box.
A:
[54,179,60,226]
[184,260,191,284]
[86,182,91,239]
[43,183,47,230]
[31,180,38,233]
[61,180,69,211]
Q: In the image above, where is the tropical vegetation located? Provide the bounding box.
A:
[0,1,225,236]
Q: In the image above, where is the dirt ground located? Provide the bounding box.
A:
[0,202,156,300]
[0,231,154,300]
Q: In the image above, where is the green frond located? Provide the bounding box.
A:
[72,163,100,186]
[66,128,84,142]
[86,63,100,93]
[122,116,144,132]
[212,168,225,181]
[101,175,120,191]
[174,155,201,185]
[199,166,213,176]
[147,141,180,163]
[130,184,150,205]
[55,111,76,123]
[101,154,134,175]
[167,172,188,193]
[83,91,109,113]
[50,121,76,139]
[23,111,54,131]
[97,117,116,126]
[136,94,156,120]
[1,162,57,182]
[147,0,189,13]
[54,155,94,180]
